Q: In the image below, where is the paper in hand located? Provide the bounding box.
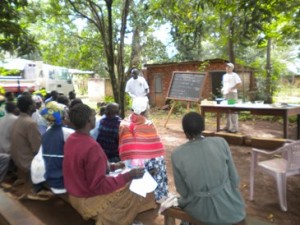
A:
[129,170,157,197]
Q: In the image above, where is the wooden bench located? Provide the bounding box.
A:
[215,132,245,146]
[250,137,288,150]
[161,207,204,225]
[0,189,45,225]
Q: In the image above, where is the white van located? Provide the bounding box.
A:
[36,62,74,96]
[0,59,74,96]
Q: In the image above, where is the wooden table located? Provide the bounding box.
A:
[200,104,300,139]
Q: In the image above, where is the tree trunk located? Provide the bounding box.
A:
[228,22,235,63]
[129,28,142,70]
[105,1,120,106]
[265,38,272,103]
[117,0,131,118]
[66,0,140,118]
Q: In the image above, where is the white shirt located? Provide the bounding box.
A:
[222,72,241,95]
[90,115,105,140]
[125,76,149,98]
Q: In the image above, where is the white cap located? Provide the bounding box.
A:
[226,63,234,69]
[132,97,148,115]
[32,95,43,103]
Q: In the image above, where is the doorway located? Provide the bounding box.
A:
[210,71,224,98]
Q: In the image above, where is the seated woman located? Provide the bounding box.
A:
[119,97,169,201]
[171,112,246,225]
[39,101,74,194]
[63,103,149,225]
[32,94,48,135]
[96,103,121,162]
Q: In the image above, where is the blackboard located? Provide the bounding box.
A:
[166,71,206,102]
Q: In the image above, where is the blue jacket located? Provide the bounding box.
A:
[42,125,64,189]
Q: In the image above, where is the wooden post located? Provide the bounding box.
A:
[164,101,176,128]
[197,102,201,113]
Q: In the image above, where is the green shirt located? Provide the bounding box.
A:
[171,136,245,225]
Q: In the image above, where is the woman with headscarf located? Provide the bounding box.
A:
[38,101,74,193]
[119,97,169,201]
[31,94,48,135]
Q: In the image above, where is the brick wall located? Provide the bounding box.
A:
[144,59,254,107]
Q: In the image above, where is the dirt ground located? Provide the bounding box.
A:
[145,113,300,225]
[1,112,300,225]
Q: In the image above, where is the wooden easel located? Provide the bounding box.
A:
[164,100,201,127]
[163,71,207,128]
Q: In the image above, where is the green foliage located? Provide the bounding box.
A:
[104,95,115,103]
[198,61,209,72]
[0,0,38,56]
[73,74,90,95]
[25,1,107,74]
[1,0,298,112]
[0,67,21,76]
[172,102,187,115]
[151,1,213,61]
[125,94,133,111]
[103,94,132,111]
[0,85,5,95]
[274,82,300,105]
[249,58,286,102]
[150,0,299,69]
[166,100,199,115]
[33,88,47,97]
[142,36,170,63]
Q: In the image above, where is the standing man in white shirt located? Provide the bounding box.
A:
[125,68,150,116]
[221,63,242,133]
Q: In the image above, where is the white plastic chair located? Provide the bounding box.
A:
[249,140,300,211]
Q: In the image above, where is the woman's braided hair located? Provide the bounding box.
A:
[69,103,92,129]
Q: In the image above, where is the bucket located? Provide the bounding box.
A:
[227,99,236,105]
[215,98,224,104]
